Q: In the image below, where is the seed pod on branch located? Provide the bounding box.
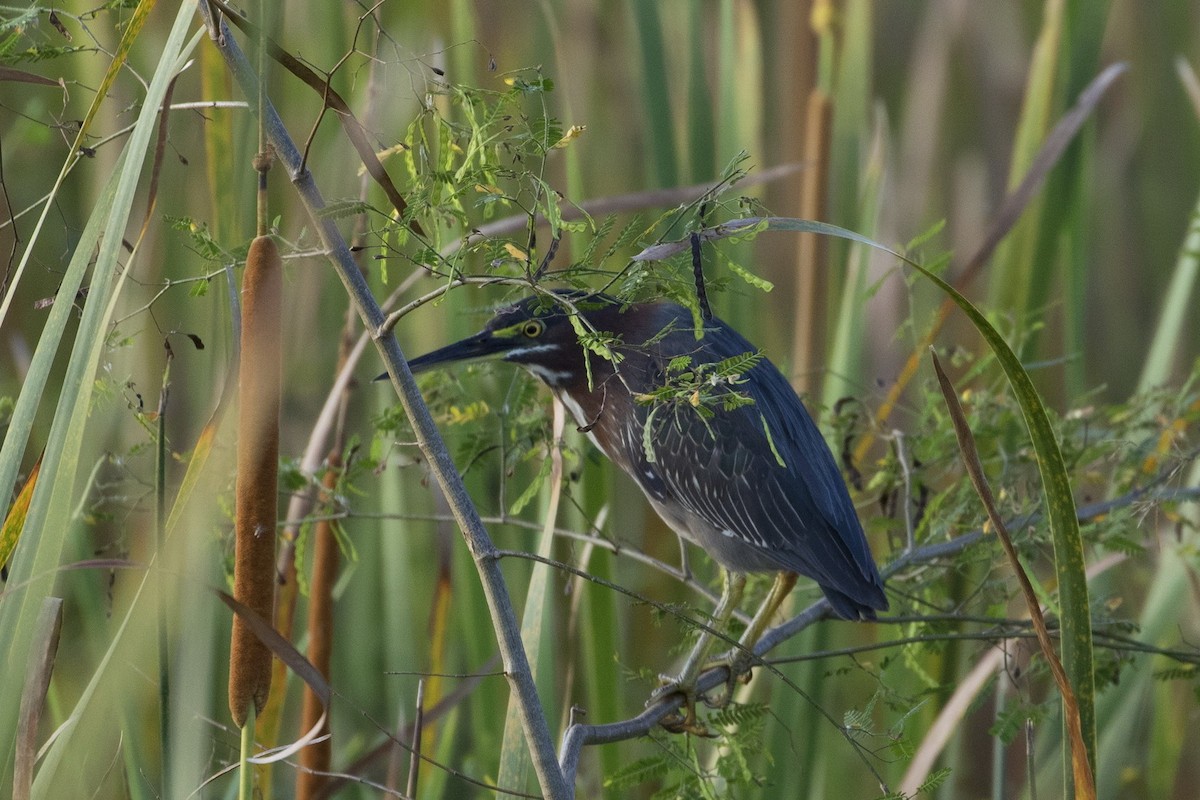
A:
[229,234,283,728]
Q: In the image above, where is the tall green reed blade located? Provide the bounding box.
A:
[0,55,134,758]
[630,0,678,188]
[0,11,205,786]
[714,0,737,166]
[497,402,566,793]
[1032,1,1110,397]
[822,112,886,412]
[685,1,715,182]
[932,351,1094,799]
[1138,187,1200,392]
[827,0,872,232]
[0,0,180,588]
[990,1,1109,395]
[987,0,1062,319]
[0,161,117,583]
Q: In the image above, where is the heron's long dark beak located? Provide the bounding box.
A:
[376,329,514,380]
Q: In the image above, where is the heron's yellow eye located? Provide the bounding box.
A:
[523,320,544,338]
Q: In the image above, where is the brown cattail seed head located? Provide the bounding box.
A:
[228,234,282,727]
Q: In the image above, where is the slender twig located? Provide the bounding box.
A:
[437,163,803,270]
[406,680,424,799]
[890,429,916,553]
[206,0,420,234]
[155,350,172,797]
[205,14,570,799]
[763,627,1188,665]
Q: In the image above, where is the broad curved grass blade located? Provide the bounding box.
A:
[932,352,1094,799]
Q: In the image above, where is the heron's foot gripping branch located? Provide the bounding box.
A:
[651,674,718,737]
[698,650,756,710]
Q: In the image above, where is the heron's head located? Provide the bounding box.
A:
[405,291,620,388]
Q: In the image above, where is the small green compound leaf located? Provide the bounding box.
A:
[760,414,786,468]
[508,455,553,516]
[642,406,659,464]
[721,251,775,292]
[668,355,693,372]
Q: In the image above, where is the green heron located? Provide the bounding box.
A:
[405,291,887,731]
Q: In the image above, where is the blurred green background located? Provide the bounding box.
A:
[2,1,1199,798]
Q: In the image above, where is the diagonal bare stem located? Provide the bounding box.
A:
[200,8,570,798]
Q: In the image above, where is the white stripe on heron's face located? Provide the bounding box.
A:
[556,391,608,456]
[509,342,570,385]
[523,362,571,386]
[555,391,589,428]
[508,342,560,357]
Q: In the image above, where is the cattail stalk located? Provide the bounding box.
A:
[229,234,282,727]
[296,454,341,799]
[789,86,832,395]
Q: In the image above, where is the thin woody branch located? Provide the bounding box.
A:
[202,9,570,799]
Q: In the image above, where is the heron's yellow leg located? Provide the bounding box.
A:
[703,571,798,708]
[654,569,745,734]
